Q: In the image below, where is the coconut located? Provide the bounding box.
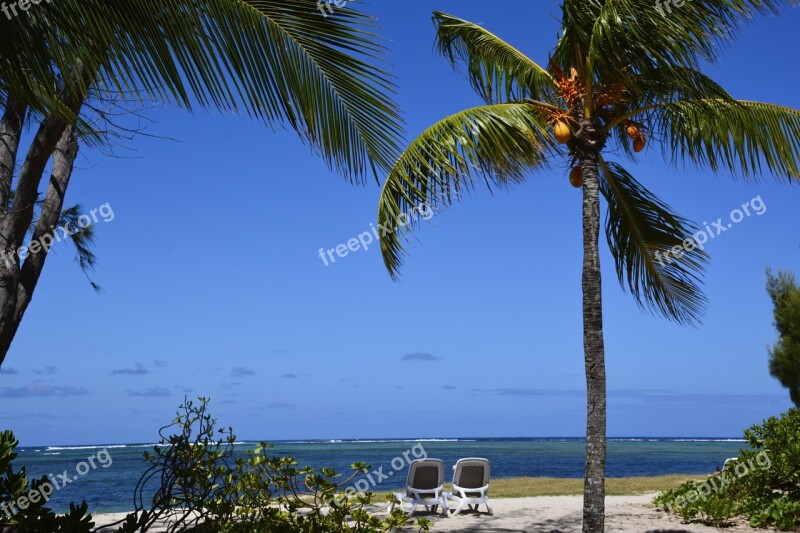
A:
[633,133,646,153]
[569,166,583,188]
[554,121,571,144]
[626,123,639,139]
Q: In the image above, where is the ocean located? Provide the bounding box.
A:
[13,438,747,514]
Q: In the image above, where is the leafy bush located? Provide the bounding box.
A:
[110,397,432,532]
[654,408,800,530]
[0,430,95,533]
[653,479,736,526]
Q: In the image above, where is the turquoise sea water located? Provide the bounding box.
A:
[13,438,747,513]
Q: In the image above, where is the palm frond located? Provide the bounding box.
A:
[1,0,403,182]
[554,0,780,81]
[432,11,555,104]
[378,103,555,277]
[552,0,599,73]
[626,66,733,110]
[58,205,98,274]
[602,66,734,154]
[598,158,708,324]
[652,100,800,180]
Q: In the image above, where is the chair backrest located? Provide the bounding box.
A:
[452,457,490,494]
[406,459,444,497]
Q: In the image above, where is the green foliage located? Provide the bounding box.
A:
[554,0,781,86]
[432,12,555,104]
[598,158,708,324]
[655,408,800,530]
[745,495,800,530]
[0,430,95,533]
[766,269,800,406]
[653,479,737,526]
[740,408,800,500]
[1,0,403,183]
[115,398,432,532]
[651,100,800,180]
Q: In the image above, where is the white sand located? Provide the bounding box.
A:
[411,494,754,532]
[92,494,756,532]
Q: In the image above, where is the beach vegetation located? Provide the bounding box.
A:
[0,430,95,532]
[109,397,431,532]
[373,2,800,531]
[654,408,800,530]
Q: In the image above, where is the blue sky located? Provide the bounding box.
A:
[1,1,799,446]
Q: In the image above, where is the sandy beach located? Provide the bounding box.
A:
[410,494,754,532]
[92,494,756,532]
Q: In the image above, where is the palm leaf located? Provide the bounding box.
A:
[622,66,733,111]
[554,0,780,82]
[552,0,598,73]
[25,200,99,274]
[432,11,555,104]
[0,0,403,182]
[598,157,708,324]
[378,103,555,277]
[601,66,733,155]
[57,205,98,274]
[651,100,800,180]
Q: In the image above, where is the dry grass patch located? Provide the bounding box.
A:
[488,475,700,498]
[370,474,698,501]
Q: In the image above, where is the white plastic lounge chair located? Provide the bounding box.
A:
[445,457,493,516]
[388,458,448,517]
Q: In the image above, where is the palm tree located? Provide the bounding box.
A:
[376,2,799,531]
[0,0,403,366]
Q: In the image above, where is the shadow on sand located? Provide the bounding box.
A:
[414,509,704,533]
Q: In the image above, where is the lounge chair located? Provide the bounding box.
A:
[388,458,448,517]
[445,457,493,516]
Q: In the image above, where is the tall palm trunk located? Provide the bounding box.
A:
[0,99,27,365]
[0,98,27,210]
[0,63,90,367]
[580,152,607,533]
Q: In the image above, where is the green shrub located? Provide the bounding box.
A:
[653,479,737,526]
[111,397,432,532]
[0,430,95,533]
[655,408,800,530]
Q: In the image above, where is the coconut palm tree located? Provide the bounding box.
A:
[376,2,799,531]
[0,0,402,366]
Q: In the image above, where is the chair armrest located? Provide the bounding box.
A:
[408,485,444,499]
[452,484,489,498]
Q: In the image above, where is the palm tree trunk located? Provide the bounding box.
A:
[580,154,607,533]
[0,99,28,370]
[0,62,91,368]
[13,126,80,334]
[0,98,27,211]
[0,115,75,367]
